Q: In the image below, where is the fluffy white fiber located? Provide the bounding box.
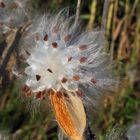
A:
[21,9,119,106]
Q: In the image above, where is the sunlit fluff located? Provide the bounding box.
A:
[21,10,118,105]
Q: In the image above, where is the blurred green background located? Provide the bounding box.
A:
[0,0,140,140]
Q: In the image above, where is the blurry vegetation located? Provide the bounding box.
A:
[0,0,140,140]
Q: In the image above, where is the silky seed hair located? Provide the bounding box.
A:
[20,9,119,106]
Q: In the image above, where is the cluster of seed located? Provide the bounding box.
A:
[19,10,118,105]
[22,32,92,99]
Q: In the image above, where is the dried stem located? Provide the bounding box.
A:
[87,0,97,30]
[110,0,118,61]
[84,106,97,140]
[0,22,31,78]
[0,30,21,78]
[101,0,110,32]
[74,0,81,26]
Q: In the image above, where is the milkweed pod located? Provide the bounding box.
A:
[49,89,86,140]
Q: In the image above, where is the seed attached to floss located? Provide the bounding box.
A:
[64,34,71,42]
[47,68,53,73]
[56,91,63,98]
[68,56,72,62]
[79,57,87,63]
[52,42,58,48]
[21,85,32,97]
[36,75,41,81]
[26,91,32,97]
[76,89,84,97]
[35,91,46,99]
[63,92,69,98]
[22,85,30,93]
[44,34,48,41]
[72,75,80,81]
[61,77,68,83]
[36,91,42,99]
[91,78,97,84]
[79,45,88,51]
